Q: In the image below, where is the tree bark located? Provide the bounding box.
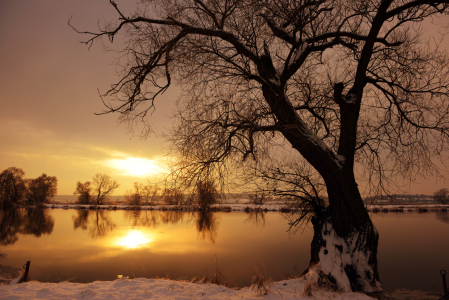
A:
[305,169,380,292]
[258,55,380,292]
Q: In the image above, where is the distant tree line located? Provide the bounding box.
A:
[434,188,449,204]
[124,179,220,209]
[363,190,449,204]
[0,167,220,208]
[0,167,57,208]
[73,174,219,209]
[159,179,219,209]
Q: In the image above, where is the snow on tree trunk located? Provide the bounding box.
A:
[304,212,381,293]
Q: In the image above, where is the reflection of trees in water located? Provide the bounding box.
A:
[72,210,116,238]
[120,210,219,242]
[245,211,266,227]
[123,210,159,227]
[160,211,185,224]
[21,209,54,237]
[0,208,54,245]
[122,210,186,227]
[0,209,22,245]
[195,210,218,243]
[436,211,449,224]
[73,210,89,230]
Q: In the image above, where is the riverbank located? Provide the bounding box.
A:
[1,205,447,298]
[41,202,449,213]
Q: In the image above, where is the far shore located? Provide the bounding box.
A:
[22,202,449,213]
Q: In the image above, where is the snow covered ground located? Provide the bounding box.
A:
[1,276,376,300]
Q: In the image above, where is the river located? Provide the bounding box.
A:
[1,208,448,292]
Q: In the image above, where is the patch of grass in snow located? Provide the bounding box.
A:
[250,267,272,295]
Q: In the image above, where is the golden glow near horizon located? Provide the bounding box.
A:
[115,229,154,249]
[107,157,161,177]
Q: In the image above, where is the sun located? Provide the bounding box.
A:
[116,230,153,249]
[108,157,160,177]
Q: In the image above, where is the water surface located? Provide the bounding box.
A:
[1,208,448,292]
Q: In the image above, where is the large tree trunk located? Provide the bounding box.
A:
[304,171,381,293]
[257,60,380,292]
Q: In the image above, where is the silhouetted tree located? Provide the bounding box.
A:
[77,0,449,291]
[125,182,159,206]
[125,182,143,206]
[141,183,160,205]
[195,179,218,208]
[434,188,449,204]
[162,187,184,205]
[74,181,92,204]
[25,174,58,205]
[0,167,27,207]
[92,173,119,205]
[248,193,268,206]
[74,174,119,205]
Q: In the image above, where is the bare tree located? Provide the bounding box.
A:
[0,167,27,207]
[125,182,160,205]
[76,0,449,292]
[161,187,184,205]
[92,173,120,205]
[125,182,143,205]
[434,188,449,204]
[74,181,92,204]
[25,174,58,205]
[74,174,119,205]
[248,193,268,206]
[141,182,160,205]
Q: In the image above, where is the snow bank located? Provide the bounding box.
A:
[1,277,375,300]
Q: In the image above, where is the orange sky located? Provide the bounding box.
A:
[0,0,179,195]
[0,1,448,196]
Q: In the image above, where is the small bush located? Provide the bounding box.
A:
[196,180,218,208]
[125,193,141,206]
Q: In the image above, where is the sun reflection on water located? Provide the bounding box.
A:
[116,229,153,249]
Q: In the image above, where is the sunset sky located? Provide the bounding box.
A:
[0,0,179,195]
[0,0,448,196]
